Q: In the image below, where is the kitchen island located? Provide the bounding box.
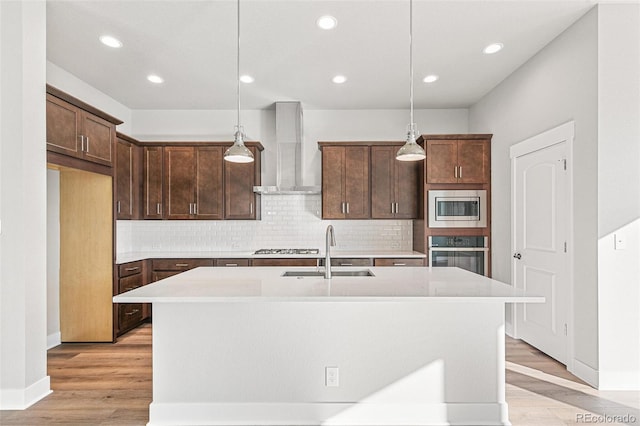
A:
[114,266,543,426]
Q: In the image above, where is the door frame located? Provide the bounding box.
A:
[509,120,575,371]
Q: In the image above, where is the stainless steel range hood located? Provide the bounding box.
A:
[253,102,321,195]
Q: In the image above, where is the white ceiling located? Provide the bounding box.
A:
[46,0,602,110]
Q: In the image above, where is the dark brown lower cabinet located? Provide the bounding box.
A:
[373,258,425,267]
[150,258,214,282]
[252,258,318,267]
[116,260,149,336]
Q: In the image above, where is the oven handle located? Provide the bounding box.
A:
[427,247,489,252]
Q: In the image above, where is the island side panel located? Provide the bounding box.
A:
[149,301,508,426]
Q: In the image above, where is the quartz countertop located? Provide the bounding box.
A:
[113,266,543,303]
[116,250,426,264]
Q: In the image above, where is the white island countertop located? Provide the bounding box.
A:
[113,266,543,303]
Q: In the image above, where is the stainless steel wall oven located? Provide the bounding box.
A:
[428,236,489,276]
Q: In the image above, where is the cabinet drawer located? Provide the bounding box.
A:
[215,259,250,267]
[151,258,214,271]
[119,274,143,293]
[118,303,143,331]
[374,258,425,267]
[151,270,182,282]
[318,258,373,267]
[252,258,318,267]
[118,261,143,278]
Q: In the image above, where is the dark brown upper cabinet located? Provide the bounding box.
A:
[115,135,140,219]
[224,145,261,220]
[165,146,224,220]
[143,146,164,219]
[426,139,490,184]
[321,145,370,219]
[371,145,419,219]
[46,86,121,168]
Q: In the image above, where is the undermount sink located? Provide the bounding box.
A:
[282,270,375,278]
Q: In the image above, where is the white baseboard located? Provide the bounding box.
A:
[148,402,511,426]
[0,376,51,410]
[598,370,640,390]
[47,332,61,350]
[570,358,599,388]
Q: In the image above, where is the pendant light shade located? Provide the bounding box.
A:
[396,0,426,162]
[224,0,254,163]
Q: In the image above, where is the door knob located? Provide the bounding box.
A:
[513,253,522,260]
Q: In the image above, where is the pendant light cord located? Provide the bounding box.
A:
[409,0,414,127]
[237,0,241,129]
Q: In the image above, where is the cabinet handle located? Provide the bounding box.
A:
[117,201,121,213]
[395,202,399,214]
[156,203,161,215]
[454,166,458,178]
[340,263,353,266]
[391,203,395,214]
[79,135,84,152]
[225,263,238,267]
[189,203,193,215]
[175,263,189,267]
[393,263,406,266]
[124,267,140,271]
[346,202,350,214]
[459,166,462,178]
[125,309,140,316]
[341,202,345,214]
[85,137,90,153]
[250,203,253,215]
[193,203,197,215]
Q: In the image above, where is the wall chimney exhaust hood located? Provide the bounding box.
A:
[253,102,321,195]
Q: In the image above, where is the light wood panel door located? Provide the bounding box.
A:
[60,168,113,342]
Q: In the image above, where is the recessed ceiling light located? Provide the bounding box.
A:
[147,74,164,84]
[240,75,254,83]
[483,43,504,54]
[332,75,347,84]
[99,35,122,48]
[423,75,439,83]
[317,15,337,30]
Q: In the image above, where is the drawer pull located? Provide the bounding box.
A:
[339,263,353,266]
[175,263,189,267]
[225,263,238,267]
[125,267,140,271]
[123,285,141,292]
[125,309,140,316]
[393,263,407,266]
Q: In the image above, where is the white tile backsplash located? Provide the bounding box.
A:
[117,195,413,254]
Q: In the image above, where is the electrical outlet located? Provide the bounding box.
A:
[325,366,339,387]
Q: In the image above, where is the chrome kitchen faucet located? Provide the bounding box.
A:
[325,225,336,279]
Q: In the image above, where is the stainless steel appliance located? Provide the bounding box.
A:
[428,236,489,276]
[428,190,487,228]
[253,248,319,255]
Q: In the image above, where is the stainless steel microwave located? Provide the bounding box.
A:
[428,190,487,228]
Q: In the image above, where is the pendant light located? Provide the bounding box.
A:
[224,0,254,163]
[396,0,426,162]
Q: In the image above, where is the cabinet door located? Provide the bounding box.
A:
[143,147,164,219]
[224,146,257,219]
[195,147,223,219]
[395,158,419,218]
[457,139,489,184]
[344,146,370,219]
[322,146,346,219]
[165,147,195,219]
[82,113,114,166]
[115,138,134,219]
[371,146,395,219]
[46,94,82,158]
[426,140,458,183]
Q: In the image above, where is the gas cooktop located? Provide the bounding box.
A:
[253,248,320,255]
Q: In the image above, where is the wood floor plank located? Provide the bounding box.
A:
[1,324,638,425]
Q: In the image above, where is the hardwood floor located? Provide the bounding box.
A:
[1,324,638,425]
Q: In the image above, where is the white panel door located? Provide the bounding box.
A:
[513,140,569,364]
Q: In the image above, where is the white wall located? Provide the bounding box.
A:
[46,169,60,349]
[596,4,640,390]
[470,4,640,390]
[0,0,50,409]
[469,8,599,375]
